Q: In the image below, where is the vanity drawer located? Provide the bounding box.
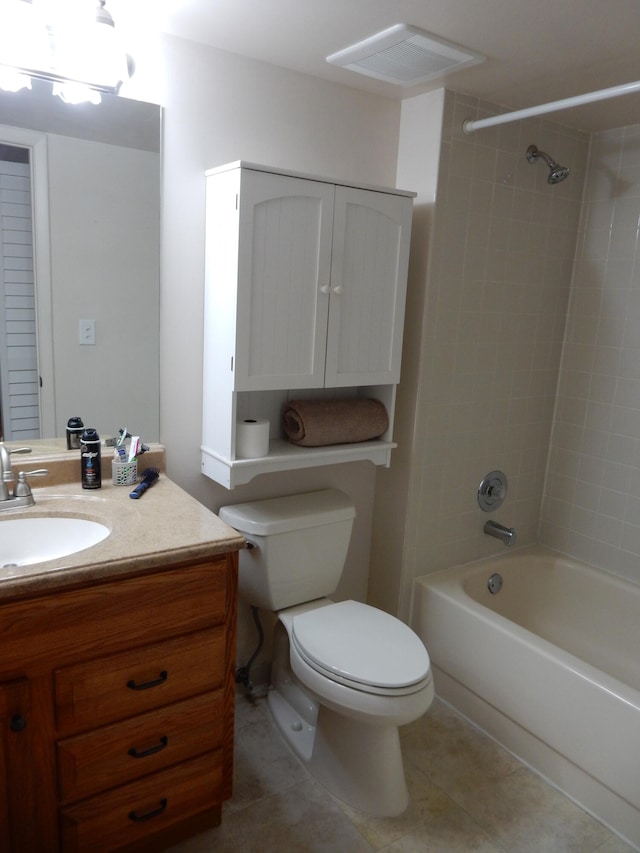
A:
[57,691,223,802]
[0,558,230,674]
[55,628,225,733]
[59,750,222,852]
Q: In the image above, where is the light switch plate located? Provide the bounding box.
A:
[79,319,96,345]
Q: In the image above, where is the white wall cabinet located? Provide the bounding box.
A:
[201,162,415,489]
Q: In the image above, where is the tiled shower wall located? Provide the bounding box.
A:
[540,124,640,584]
[391,92,590,615]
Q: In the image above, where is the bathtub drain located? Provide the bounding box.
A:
[487,573,503,594]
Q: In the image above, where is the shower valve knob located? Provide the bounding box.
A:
[488,483,506,500]
[477,470,508,512]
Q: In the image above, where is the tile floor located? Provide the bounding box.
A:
[167,695,636,853]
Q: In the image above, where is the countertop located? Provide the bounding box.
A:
[0,458,245,601]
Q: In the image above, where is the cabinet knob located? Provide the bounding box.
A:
[332,285,343,295]
[319,284,330,295]
[10,714,26,732]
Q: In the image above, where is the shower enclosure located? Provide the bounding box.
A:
[371,88,640,616]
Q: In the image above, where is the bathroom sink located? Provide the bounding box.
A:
[0,516,110,569]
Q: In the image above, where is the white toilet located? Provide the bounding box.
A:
[219,489,434,816]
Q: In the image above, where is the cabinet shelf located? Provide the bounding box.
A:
[201,438,397,489]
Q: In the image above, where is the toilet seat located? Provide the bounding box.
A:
[291,600,431,697]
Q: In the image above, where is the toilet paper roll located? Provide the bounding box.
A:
[236,419,270,458]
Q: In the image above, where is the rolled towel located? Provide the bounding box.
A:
[282,398,389,447]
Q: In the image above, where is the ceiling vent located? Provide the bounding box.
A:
[326,24,485,86]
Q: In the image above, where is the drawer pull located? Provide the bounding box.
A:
[126,670,168,691]
[128,735,168,759]
[128,797,167,823]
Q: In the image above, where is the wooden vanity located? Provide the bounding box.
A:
[0,450,243,852]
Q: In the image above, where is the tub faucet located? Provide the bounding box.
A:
[484,519,516,547]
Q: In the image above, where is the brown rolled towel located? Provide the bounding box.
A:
[282,398,389,447]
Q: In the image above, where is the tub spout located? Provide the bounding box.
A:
[484,520,516,547]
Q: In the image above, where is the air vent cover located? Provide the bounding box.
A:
[326,23,485,86]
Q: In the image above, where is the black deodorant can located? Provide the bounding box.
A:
[66,416,84,450]
[80,428,102,489]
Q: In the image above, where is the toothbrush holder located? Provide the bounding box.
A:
[112,459,138,486]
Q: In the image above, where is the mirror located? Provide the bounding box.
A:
[0,80,161,444]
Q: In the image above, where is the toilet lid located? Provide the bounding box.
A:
[291,600,430,690]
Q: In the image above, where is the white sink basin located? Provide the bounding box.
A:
[0,516,110,568]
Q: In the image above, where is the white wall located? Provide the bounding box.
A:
[368,89,445,615]
[158,34,404,662]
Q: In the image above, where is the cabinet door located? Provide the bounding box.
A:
[0,680,35,853]
[235,171,335,391]
[325,186,412,387]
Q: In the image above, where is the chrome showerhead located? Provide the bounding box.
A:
[526,144,570,184]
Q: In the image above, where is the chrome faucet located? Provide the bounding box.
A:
[0,443,11,501]
[484,519,516,547]
[0,443,48,511]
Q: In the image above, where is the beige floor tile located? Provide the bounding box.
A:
[376,807,505,853]
[167,778,375,853]
[595,835,638,853]
[457,766,613,853]
[402,699,522,800]
[163,693,635,853]
[226,714,310,814]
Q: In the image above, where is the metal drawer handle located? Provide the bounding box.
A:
[128,797,167,823]
[128,735,168,759]
[126,670,168,691]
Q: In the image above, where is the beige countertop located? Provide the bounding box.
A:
[0,454,245,601]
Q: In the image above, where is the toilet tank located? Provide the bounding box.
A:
[219,489,356,611]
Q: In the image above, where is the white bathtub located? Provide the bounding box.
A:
[412,545,640,849]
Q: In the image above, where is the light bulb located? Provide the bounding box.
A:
[0,67,31,92]
[52,82,101,104]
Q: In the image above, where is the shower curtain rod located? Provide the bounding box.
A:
[462,78,640,134]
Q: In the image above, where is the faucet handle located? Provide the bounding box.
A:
[8,447,32,455]
[14,469,49,498]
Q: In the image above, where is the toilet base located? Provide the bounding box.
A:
[267,673,410,817]
[267,688,317,763]
[309,703,409,816]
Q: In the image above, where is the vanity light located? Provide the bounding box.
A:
[0,66,31,92]
[0,0,133,104]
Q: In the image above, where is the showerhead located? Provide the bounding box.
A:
[526,144,570,184]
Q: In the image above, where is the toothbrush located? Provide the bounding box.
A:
[128,436,141,462]
[129,467,159,499]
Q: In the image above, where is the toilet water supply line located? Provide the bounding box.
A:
[235,605,265,695]
[462,78,640,134]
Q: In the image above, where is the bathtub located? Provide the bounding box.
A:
[412,545,640,849]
